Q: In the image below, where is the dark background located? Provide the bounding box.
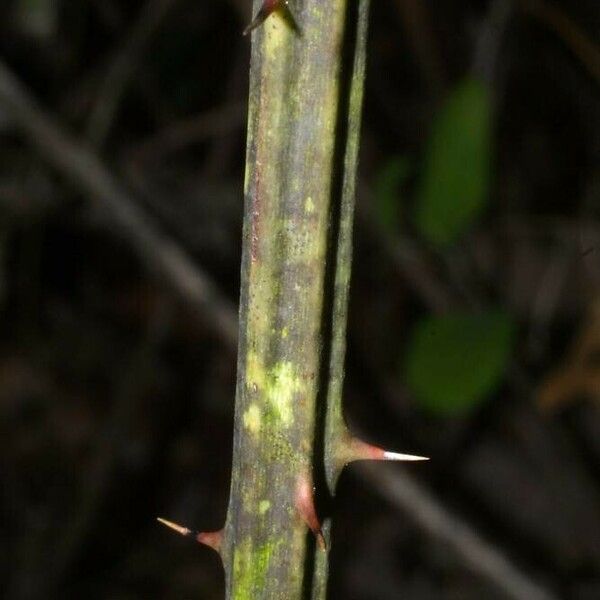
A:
[0,0,599,598]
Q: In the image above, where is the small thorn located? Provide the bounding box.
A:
[348,438,429,463]
[383,451,430,462]
[157,517,223,553]
[295,474,326,550]
[157,517,192,537]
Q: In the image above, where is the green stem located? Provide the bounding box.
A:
[223,1,370,598]
[324,0,371,494]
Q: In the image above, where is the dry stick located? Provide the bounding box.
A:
[361,464,558,600]
[0,60,556,600]
[86,0,180,148]
[0,59,238,348]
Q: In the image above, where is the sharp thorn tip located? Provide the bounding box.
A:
[383,451,430,462]
[156,517,192,537]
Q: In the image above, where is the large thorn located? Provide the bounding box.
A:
[347,437,429,464]
[156,517,223,553]
[295,474,326,550]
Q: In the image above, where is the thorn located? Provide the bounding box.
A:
[295,474,326,550]
[347,437,429,464]
[196,530,224,553]
[243,0,300,36]
[383,450,430,461]
[156,517,223,553]
[157,517,192,537]
[244,0,279,35]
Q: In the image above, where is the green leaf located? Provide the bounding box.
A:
[415,78,491,246]
[373,156,411,234]
[405,310,515,416]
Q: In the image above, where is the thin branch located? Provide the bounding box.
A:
[0,59,238,347]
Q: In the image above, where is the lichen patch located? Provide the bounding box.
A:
[243,404,262,435]
[266,361,301,426]
[304,196,315,214]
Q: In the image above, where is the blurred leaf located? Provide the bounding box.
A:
[15,0,57,40]
[373,156,411,234]
[415,78,491,246]
[405,310,515,416]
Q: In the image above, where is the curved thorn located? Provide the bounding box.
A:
[295,474,326,550]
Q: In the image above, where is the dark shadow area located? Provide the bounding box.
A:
[0,0,598,598]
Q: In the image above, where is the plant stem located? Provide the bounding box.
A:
[223,1,370,597]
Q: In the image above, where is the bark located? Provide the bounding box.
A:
[223,1,371,598]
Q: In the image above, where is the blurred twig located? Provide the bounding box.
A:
[537,299,600,411]
[472,0,514,87]
[86,0,180,149]
[519,0,600,84]
[201,45,249,178]
[0,59,238,347]
[13,299,173,599]
[360,463,558,600]
[127,101,245,165]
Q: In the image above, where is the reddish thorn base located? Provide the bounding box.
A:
[196,530,224,553]
[243,0,281,36]
[295,473,326,550]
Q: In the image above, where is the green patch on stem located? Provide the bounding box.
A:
[268,361,302,425]
[232,537,282,599]
[246,351,268,391]
[246,352,304,427]
[266,429,297,464]
[305,196,315,214]
[243,404,262,436]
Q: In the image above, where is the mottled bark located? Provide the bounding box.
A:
[223,1,371,598]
